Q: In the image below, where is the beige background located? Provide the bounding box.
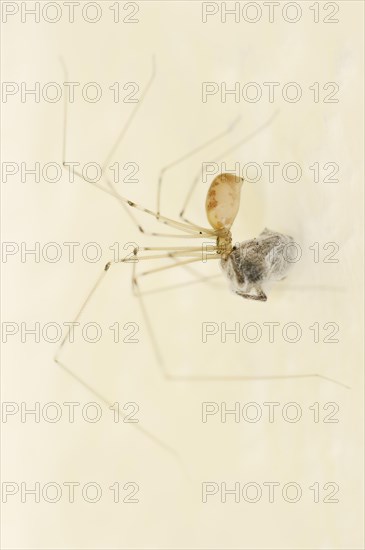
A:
[1,1,364,548]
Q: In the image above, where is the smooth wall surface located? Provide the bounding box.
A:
[1,1,364,548]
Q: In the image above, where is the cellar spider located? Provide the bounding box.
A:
[54,59,348,455]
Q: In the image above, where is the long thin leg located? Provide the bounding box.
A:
[100,58,158,233]
[134,273,222,297]
[180,110,280,224]
[55,256,348,461]
[132,260,349,389]
[130,252,223,296]
[54,357,179,457]
[132,256,210,296]
[135,245,217,254]
[171,255,221,283]
[54,262,181,459]
[60,56,140,229]
[109,248,220,269]
[95,251,349,388]
[101,58,156,174]
[54,253,220,370]
[61,56,155,235]
[63,163,215,237]
[60,58,216,238]
[54,254,220,458]
[136,255,218,277]
[131,255,221,369]
[156,116,240,218]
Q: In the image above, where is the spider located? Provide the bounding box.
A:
[54,58,347,456]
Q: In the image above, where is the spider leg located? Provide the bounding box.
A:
[60,57,216,239]
[131,263,348,388]
[180,111,279,224]
[157,116,240,218]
